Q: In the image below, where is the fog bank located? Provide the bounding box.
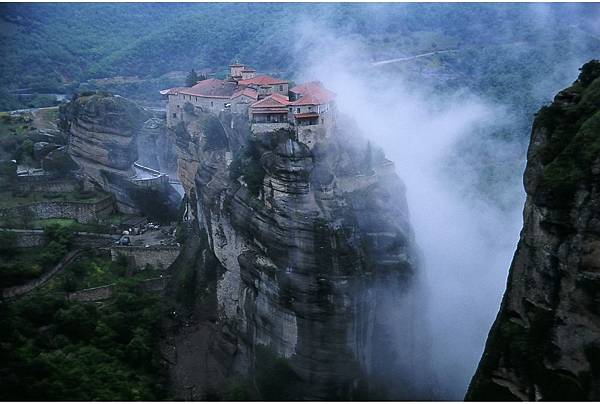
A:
[292,19,525,399]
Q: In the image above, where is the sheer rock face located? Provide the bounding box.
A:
[63,93,146,177]
[61,93,179,217]
[467,62,600,401]
[169,108,422,399]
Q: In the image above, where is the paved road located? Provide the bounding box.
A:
[5,105,58,115]
[371,49,457,67]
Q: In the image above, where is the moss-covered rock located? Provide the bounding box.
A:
[467,60,600,401]
[530,60,600,208]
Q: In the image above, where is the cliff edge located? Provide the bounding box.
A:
[467,60,600,401]
[61,92,180,219]
[162,104,429,399]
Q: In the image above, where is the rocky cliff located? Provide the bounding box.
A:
[467,60,600,401]
[163,106,427,399]
[61,92,180,219]
[62,92,145,177]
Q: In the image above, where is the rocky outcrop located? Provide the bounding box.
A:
[164,105,426,399]
[467,60,600,401]
[62,92,145,177]
[61,92,180,219]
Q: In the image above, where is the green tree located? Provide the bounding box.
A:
[44,223,74,247]
[185,69,199,87]
[577,59,600,87]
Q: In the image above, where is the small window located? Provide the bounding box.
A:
[289,107,292,112]
[279,85,283,91]
[296,108,300,113]
[177,105,180,108]
[172,113,177,118]
[211,101,214,107]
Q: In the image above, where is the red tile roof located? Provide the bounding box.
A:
[180,78,239,98]
[231,87,258,100]
[251,93,290,108]
[238,75,288,86]
[290,81,336,106]
[250,94,290,114]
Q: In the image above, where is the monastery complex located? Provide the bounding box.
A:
[161,62,336,135]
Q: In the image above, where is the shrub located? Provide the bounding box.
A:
[577,59,600,87]
[40,240,68,266]
[44,223,74,247]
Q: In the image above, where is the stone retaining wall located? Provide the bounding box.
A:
[68,283,115,302]
[11,230,46,247]
[0,195,114,225]
[251,122,292,134]
[1,229,115,248]
[130,175,169,189]
[15,178,79,193]
[110,245,180,270]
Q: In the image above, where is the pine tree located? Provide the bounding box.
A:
[185,69,199,87]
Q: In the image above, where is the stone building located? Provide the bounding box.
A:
[162,63,337,141]
[162,79,250,125]
[238,75,289,99]
[248,93,293,133]
[229,87,259,114]
[247,81,337,140]
[229,62,245,80]
[288,81,336,127]
[229,62,257,81]
[161,62,288,125]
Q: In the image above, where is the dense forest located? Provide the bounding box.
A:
[1,3,599,111]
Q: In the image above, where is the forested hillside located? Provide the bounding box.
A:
[1,3,599,110]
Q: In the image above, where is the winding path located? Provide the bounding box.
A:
[1,249,84,300]
[0,228,117,300]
